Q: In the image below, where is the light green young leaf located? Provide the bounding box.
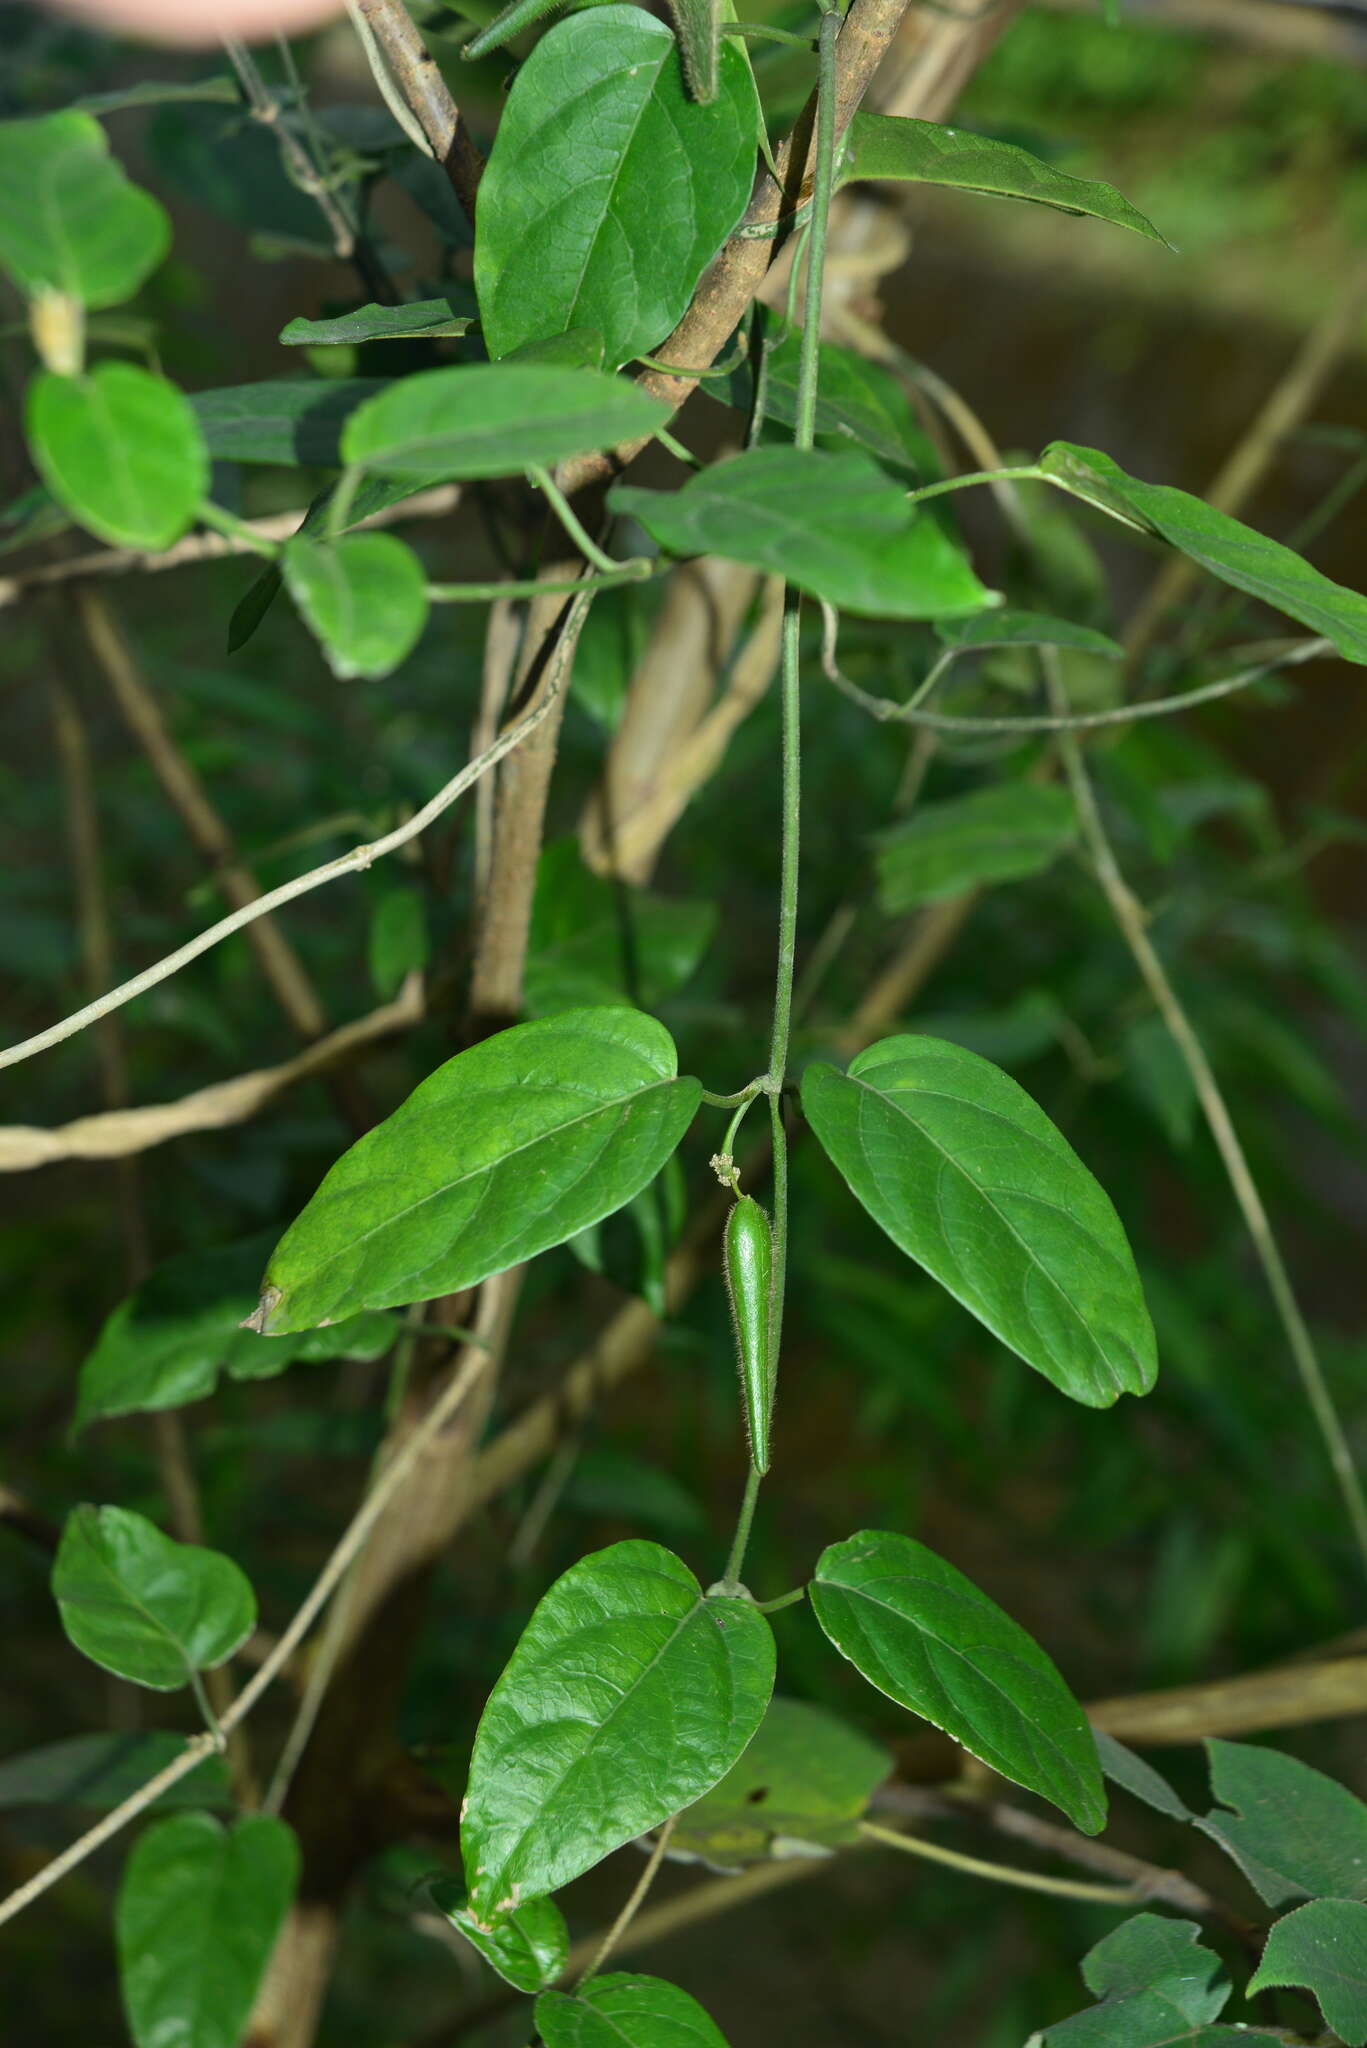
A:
[1042,441,1367,663]
[342,363,670,480]
[876,785,1077,912]
[936,609,1123,657]
[0,111,170,306]
[801,1036,1156,1406]
[810,1530,1106,1834]
[116,1812,299,2048]
[430,1884,569,1993]
[474,6,757,368]
[280,295,473,346]
[27,364,207,551]
[461,1540,774,1915]
[0,1734,232,1813]
[1094,1733,1194,1822]
[75,1236,397,1431]
[536,1973,732,2047]
[1200,1738,1367,1907]
[839,113,1167,248]
[192,379,386,466]
[252,1008,701,1334]
[717,326,936,477]
[283,532,429,681]
[52,1505,255,1691]
[525,840,716,1017]
[612,448,996,620]
[671,1697,891,1867]
[1247,1898,1367,2046]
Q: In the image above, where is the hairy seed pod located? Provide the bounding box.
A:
[724,1195,774,1475]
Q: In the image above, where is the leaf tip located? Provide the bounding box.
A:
[241,1284,283,1336]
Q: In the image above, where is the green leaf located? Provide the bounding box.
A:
[52,1505,256,1691]
[1041,441,1367,664]
[1200,1738,1367,1907]
[461,1539,774,1915]
[525,840,716,1017]
[839,113,1167,248]
[116,1812,298,2048]
[227,472,438,654]
[474,6,757,368]
[936,609,1123,657]
[612,449,996,620]
[280,295,473,346]
[430,1883,568,1993]
[875,784,1077,912]
[27,364,207,551]
[536,1973,731,2047]
[369,883,428,998]
[718,325,935,477]
[341,363,669,482]
[0,1734,231,1812]
[75,1236,397,1430]
[1095,1733,1193,1822]
[0,112,169,306]
[252,1007,701,1334]
[503,328,606,371]
[192,379,386,465]
[801,1036,1156,1406]
[809,1530,1106,1834]
[671,1697,891,1867]
[1035,1914,1233,2046]
[282,532,429,681]
[1247,1898,1367,2046]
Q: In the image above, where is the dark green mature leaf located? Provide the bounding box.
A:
[76,1237,397,1430]
[525,841,716,1017]
[53,1506,255,1690]
[536,1973,732,2047]
[192,379,386,466]
[341,363,669,481]
[28,365,207,550]
[1200,1738,1367,1907]
[461,1540,774,1915]
[810,1530,1106,1833]
[671,1698,891,1867]
[0,112,169,306]
[839,113,1167,247]
[613,449,995,620]
[1042,441,1367,663]
[876,785,1077,912]
[0,1734,231,1812]
[719,326,935,477]
[801,1036,1156,1406]
[1095,1734,1193,1822]
[282,532,429,680]
[431,1884,569,1993]
[937,609,1123,657]
[116,1812,299,2048]
[280,296,473,346]
[1248,1899,1367,2045]
[474,6,756,368]
[1034,1914,1232,2046]
[252,1008,701,1334]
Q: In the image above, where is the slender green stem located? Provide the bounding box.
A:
[189,1667,226,1750]
[794,5,840,451]
[428,562,655,603]
[721,19,818,45]
[528,465,621,575]
[753,1586,807,1615]
[857,1822,1140,1905]
[906,464,1045,506]
[653,425,703,471]
[722,1467,763,1590]
[326,463,363,542]
[197,501,280,558]
[576,1816,678,1988]
[722,1089,763,1161]
[701,1082,764,1111]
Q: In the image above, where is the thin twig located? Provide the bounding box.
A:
[577,1819,679,1986]
[353,0,483,221]
[1,608,585,1073]
[858,1819,1141,1905]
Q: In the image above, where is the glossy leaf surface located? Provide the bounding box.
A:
[0,112,169,306]
[536,1973,732,2047]
[28,365,207,550]
[801,1036,1156,1406]
[613,449,995,619]
[475,7,756,367]
[431,1884,569,1993]
[810,1530,1106,1833]
[283,532,429,680]
[342,363,669,480]
[840,113,1166,246]
[461,1540,774,1915]
[116,1812,298,2048]
[1200,1737,1367,1907]
[1247,1898,1367,2046]
[0,1733,231,1812]
[1042,441,1367,663]
[253,1008,701,1333]
[53,1505,255,1691]
[671,1697,891,1866]
[876,785,1077,911]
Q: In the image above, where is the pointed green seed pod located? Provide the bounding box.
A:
[724,1194,774,1474]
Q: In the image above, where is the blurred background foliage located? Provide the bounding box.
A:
[1,2,1366,2042]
